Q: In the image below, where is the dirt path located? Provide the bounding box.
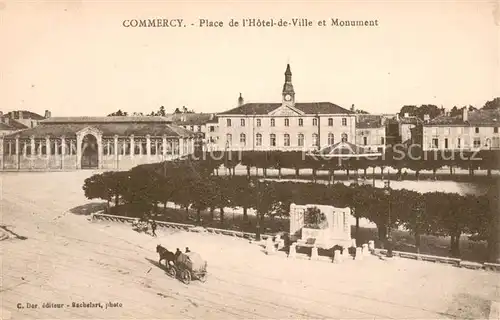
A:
[1,171,498,319]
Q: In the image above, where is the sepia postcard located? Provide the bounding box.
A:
[1,1,500,319]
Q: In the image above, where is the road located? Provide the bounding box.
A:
[1,171,498,319]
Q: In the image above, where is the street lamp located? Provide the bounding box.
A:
[383,180,393,258]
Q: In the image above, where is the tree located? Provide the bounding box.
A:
[107,109,128,117]
[482,97,500,110]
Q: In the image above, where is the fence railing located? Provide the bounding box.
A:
[374,248,500,271]
[91,212,273,241]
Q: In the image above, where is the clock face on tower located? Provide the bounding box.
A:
[284,94,292,101]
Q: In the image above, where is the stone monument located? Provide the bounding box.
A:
[289,203,352,249]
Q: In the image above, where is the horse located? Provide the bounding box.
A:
[156,245,177,267]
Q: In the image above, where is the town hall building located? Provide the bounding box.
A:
[217,64,359,152]
[0,116,195,171]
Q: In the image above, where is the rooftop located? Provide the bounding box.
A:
[219,102,353,116]
[41,116,172,124]
[3,119,194,139]
[426,109,500,126]
[356,114,384,129]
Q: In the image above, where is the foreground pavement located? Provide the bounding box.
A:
[1,171,499,319]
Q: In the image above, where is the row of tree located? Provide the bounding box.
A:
[107,106,195,117]
[192,148,500,181]
[83,158,500,262]
[398,97,500,121]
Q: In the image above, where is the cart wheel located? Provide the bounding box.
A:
[166,266,177,278]
[180,270,191,285]
[199,273,208,283]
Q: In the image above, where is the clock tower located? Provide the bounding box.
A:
[282,64,295,106]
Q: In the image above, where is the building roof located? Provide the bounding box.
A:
[4,117,195,139]
[6,110,45,120]
[218,102,353,116]
[398,116,423,125]
[0,117,28,130]
[165,113,216,125]
[41,116,172,124]
[316,141,382,157]
[426,109,500,126]
[356,115,384,129]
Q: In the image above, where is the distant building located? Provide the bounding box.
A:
[217,64,357,151]
[355,114,387,153]
[422,108,500,151]
[0,110,47,136]
[165,112,219,151]
[0,116,195,171]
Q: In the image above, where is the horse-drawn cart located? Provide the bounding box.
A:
[166,252,208,285]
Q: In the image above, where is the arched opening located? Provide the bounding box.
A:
[81,134,99,169]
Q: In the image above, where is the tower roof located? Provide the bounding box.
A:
[285,64,292,75]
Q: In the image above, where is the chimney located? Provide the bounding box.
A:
[350,104,355,112]
[404,112,409,118]
[209,113,215,120]
[424,114,430,121]
[182,106,187,113]
[238,93,244,107]
[462,107,468,122]
[44,110,52,119]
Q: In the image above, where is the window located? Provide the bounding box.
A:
[312,133,318,147]
[328,118,333,126]
[475,127,479,134]
[270,118,275,127]
[284,134,290,146]
[363,137,367,145]
[241,119,245,127]
[256,119,261,127]
[432,138,438,148]
[381,137,385,145]
[444,138,449,149]
[457,138,461,148]
[493,137,500,148]
[197,126,202,132]
[270,134,276,147]
[342,118,347,126]
[256,133,262,146]
[226,119,232,127]
[328,133,334,145]
[284,118,289,127]
[240,133,246,146]
[298,118,303,126]
[209,126,215,132]
[495,127,498,133]
[298,134,304,147]
[190,126,194,131]
[473,138,481,148]
[226,134,232,146]
[341,133,348,142]
[50,140,57,155]
[313,118,318,126]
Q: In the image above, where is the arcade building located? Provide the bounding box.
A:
[0,116,195,171]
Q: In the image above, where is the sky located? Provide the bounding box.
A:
[1,0,499,117]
